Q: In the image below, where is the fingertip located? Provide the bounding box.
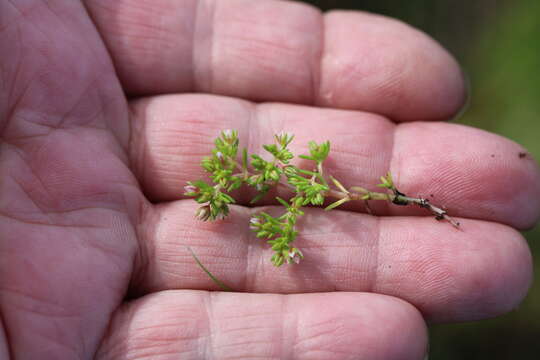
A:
[318,11,467,121]
[291,293,428,360]
[365,295,429,360]
[379,218,533,323]
[390,122,540,229]
[454,222,533,321]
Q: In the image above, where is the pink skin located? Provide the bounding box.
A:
[0,0,538,359]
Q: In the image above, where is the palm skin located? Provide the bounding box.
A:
[1,1,539,359]
[0,1,140,358]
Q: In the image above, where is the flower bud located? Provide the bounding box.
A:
[249,216,261,230]
[289,248,303,264]
[215,211,227,220]
[195,205,211,221]
[221,129,237,144]
[184,184,198,195]
[275,132,294,147]
[272,254,284,267]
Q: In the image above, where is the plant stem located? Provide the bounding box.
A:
[326,182,460,228]
[232,158,459,228]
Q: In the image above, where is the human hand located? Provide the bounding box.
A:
[1,1,539,359]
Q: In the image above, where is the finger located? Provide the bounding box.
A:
[85,0,465,120]
[129,94,540,229]
[133,202,532,323]
[96,290,427,360]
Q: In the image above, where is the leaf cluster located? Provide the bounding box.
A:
[185,130,243,220]
[200,130,243,191]
[186,130,341,266]
[377,172,395,190]
[299,140,330,163]
[250,198,304,266]
[187,130,456,268]
[284,167,328,206]
[185,180,235,221]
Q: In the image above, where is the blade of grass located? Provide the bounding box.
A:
[187,247,233,291]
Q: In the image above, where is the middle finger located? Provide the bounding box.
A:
[128,94,540,229]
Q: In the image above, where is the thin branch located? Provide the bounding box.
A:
[233,158,460,228]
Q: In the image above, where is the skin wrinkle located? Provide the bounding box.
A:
[295,320,347,350]
[5,62,121,149]
[42,1,76,39]
[6,0,47,39]
[129,203,159,295]
[127,199,152,297]
[365,113,397,294]
[55,76,105,129]
[372,38,411,118]
[17,146,65,211]
[94,80,130,152]
[203,292,216,360]
[1,223,129,286]
[0,211,105,230]
[33,333,84,360]
[84,0,192,94]
[2,286,80,319]
[2,275,87,360]
[208,0,321,103]
[9,166,49,217]
[4,27,24,129]
[127,100,150,195]
[0,314,12,360]
[3,0,30,30]
[309,6,324,106]
[193,0,216,93]
[190,0,199,92]
[103,304,135,359]
[95,304,147,359]
[3,75,32,141]
[4,135,138,220]
[279,294,295,360]
[242,206,256,292]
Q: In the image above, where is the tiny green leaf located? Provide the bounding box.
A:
[276,197,290,208]
[325,197,350,211]
[242,147,248,171]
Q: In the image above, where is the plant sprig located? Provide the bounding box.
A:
[185,130,459,267]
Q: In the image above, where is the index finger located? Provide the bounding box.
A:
[84,0,466,121]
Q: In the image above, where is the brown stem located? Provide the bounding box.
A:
[325,181,460,228]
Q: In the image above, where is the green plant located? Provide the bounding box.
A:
[185,130,459,267]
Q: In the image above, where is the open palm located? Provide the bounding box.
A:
[1,1,539,359]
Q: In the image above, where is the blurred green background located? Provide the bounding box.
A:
[304,1,540,359]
